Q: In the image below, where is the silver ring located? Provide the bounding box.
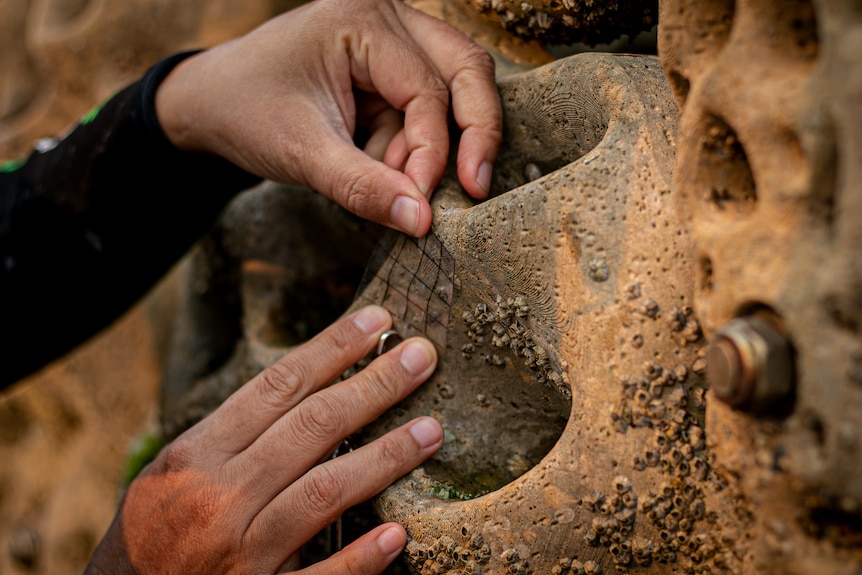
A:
[376,330,403,356]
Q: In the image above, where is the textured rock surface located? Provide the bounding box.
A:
[351,52,745,575]
[661,0,862,572]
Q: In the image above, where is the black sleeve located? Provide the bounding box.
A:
[0,51,263,389]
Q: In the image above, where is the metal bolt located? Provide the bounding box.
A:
[707,316,794,411]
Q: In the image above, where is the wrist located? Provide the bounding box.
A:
[143,51,204,152]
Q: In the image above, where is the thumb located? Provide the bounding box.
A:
[304,135,433,237]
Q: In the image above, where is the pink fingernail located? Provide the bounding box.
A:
[400,339,435,375]
[353,306,389,334]
[390,196,420,235]
[377,525,405,557]
[409,417,443,449]
[476,161,492,195]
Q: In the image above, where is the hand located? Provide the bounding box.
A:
[85,306,443,574]
[155,0,503,237]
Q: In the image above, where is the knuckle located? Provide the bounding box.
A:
[153,436,196,474]
[294,393,347,443]
[257,360,306,408]
[374,433,411,470]
[356,363,403,406]
[320,313,364,356]
[301,465,344,517]
[342,555,367,575]
[474,122,504,147]
[463,44,496,76]
[340,171,376,217]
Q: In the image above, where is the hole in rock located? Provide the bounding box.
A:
[491,63,612,195]
[779,0,819,62]
[358,293,572,500]
[698,113,757,211]
[418,341,572,498]
[697,253,714,294]
[805,495,862,549]
[38,0,92,30]
[667,69,691,107]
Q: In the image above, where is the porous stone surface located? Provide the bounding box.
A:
[661,0,862,572]
[351,52,748,574]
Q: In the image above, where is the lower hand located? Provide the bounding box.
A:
[85,306,443,574]
[155,0,503,237]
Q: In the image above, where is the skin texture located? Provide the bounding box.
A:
[84,305,443,574]
[155,0,503,237]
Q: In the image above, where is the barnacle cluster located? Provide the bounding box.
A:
[466,0,657,45]
[461,295,570,399]
[405,525,493,575]
[574,290,737,572]
[580,472,732,573]
[550,557,603,575]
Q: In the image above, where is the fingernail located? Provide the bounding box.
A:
[377,525,405,557]
[476,161,492,195]
[353,305,389,335]
[399,339,435,376]
[390,195,420,235]
[409,417,443,449]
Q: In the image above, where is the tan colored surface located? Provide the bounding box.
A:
[358,52,740,575]
[660,0,862,572]
[0,302,161,574]
[0,0,305,158]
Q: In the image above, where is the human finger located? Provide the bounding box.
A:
[190,306,392,455]
[296,523,408,575]
[355,93,404,162]
[399,90,450,198]
[242,416,443,558]
[300,133,433,236]
[230,338,438,502]
[363,108,404,162]
[383,129,409,172]
[395,3,503,199]
[337,4,452,197]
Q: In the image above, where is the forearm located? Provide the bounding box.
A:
[0,52,261,389]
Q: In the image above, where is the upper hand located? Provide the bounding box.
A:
[84,306,443,574]
[155,0,503,237]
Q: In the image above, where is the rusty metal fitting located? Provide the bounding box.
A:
[707,316,794,411]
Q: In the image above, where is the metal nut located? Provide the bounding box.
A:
[707,316,794,411]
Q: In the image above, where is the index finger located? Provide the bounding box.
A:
[396,3,503,199]
[188,306,392,455]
